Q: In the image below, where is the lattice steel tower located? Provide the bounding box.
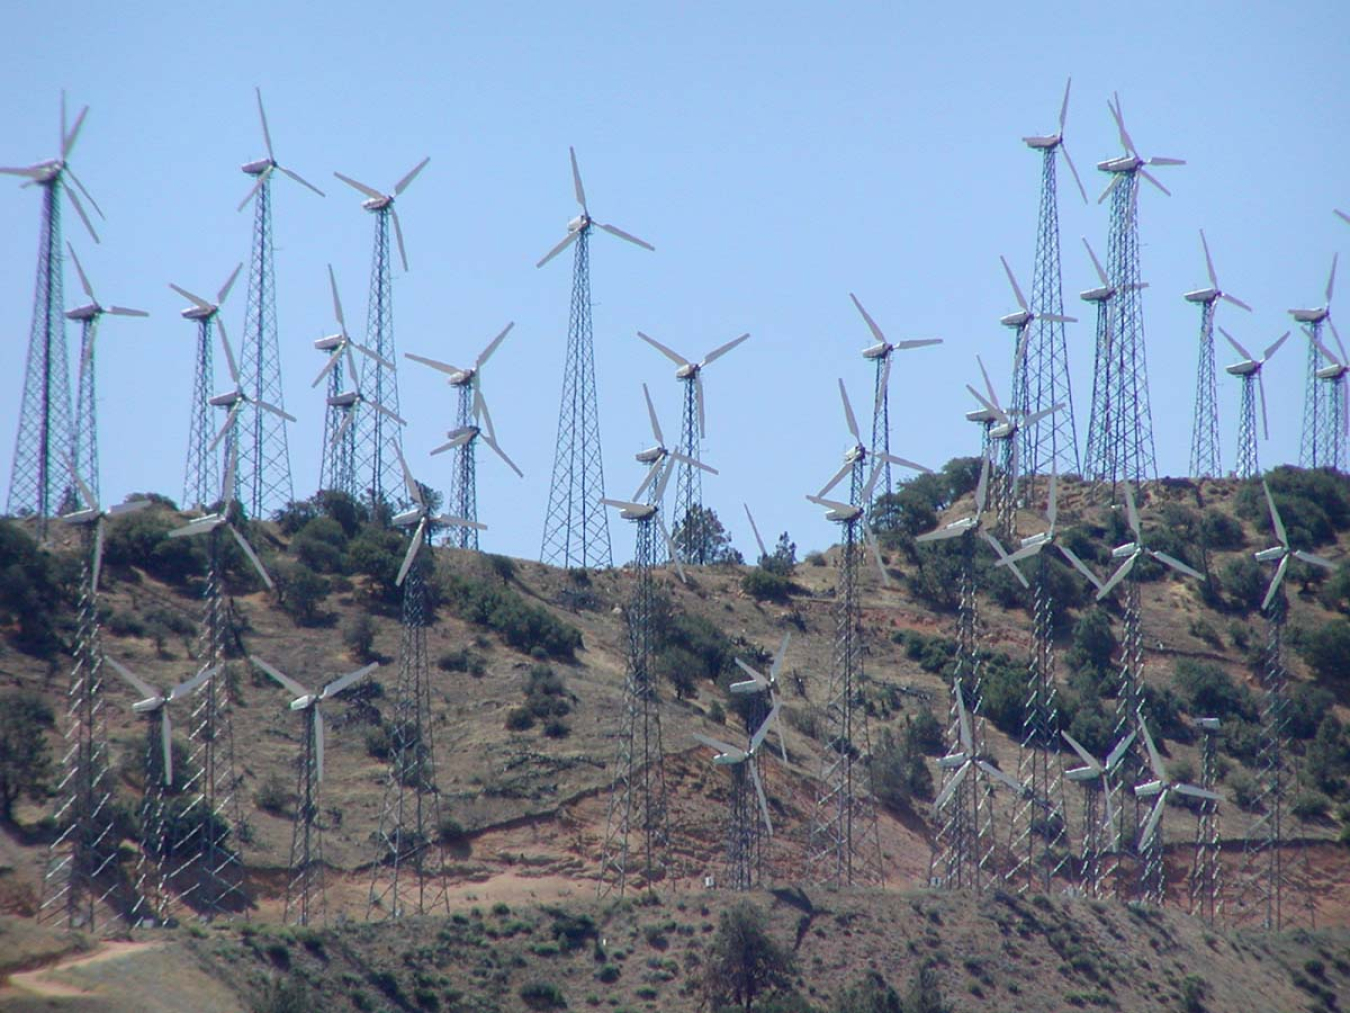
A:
[335,158,428,509]
[1188,717,1223,926]
[598,456,683,897]
[1292,255,1342,470]
[693,708,777,892]
[172,265,242,510]
[538,147,653,569]
[806,381,896,888]
[233,90,322,516]
[66,245,147,504]
[4,95,104,540]
[1243,482,1336,928]
[1184,230,1252,478]
[407,322,521,551]
[636,330,749,562]
[368,452,478,918]
[1086,94,1183,489]
[1020,78,1087,482]
[1222,329,1288,480]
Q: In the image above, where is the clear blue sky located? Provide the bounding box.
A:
[2,2,1347,562]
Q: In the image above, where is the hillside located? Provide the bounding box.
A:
[2,469,1350,1008]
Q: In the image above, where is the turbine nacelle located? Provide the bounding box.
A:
[635,445,668,465]
[1291,307,1328,324]
[327,390,360,408]
[1022,132,1061,150]
[861,341,891,360]
[289,694,319,711]
[567,212,590,233]
[1111,541,1139,559]
[1253,545,1286,564]
[241,157,273,176]
[1000,309,1033,329]
[1225,359,1260,377]
[362,194,394,212]
[181,304,218,321]
[66,303,101,321]
[811,497,863,524]
[447,367,477,387]
[1096,154,1143,173]
[209,390,242,407]
[844,443,867,465]
[1080,284,1115,303]
[1316,362,1349,381]
[1184,287,1220,304]
[314,334,344,351]
[611,500,657,522]
[391,506,424,528]
[966,407,999,424]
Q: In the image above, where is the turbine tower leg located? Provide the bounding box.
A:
[1299,324,1325,468]
[1189,302,1222,478]
[130,717,171,926]
[72,317,101,504]
[541,231,612,569]
[368,561,451,919]
[238,178,294,518]
[285,710,324,926]
[673,377,704,563]
[1242,588,1290,929]
[1107,581,1147,900]
[319,354,355,498]
[39,532,119,930]
[869,358,893,502]
[1234,376,1260,479]
[1315,374,1346,472]
[809,463,884,887]
[1084,301,1117,487]
[183,320,221,511]
[9,183,75,540]
[1024,148,1081,485]
[599,515,670,896]
[358,209,404,511]
[1188,721,1222,926]
[446,385,479,550]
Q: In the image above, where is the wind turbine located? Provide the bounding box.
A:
[849,292,941,501]
[334,156,429,508]
[1018,78,1087,483]
[1245,479,1336,928]
[1292,255,1342,470]
[626,382,717,562]
[4,94,105,542]
[693,703,779,890]
[1090,93,1182,487]
[993,468,1101,893]
[314,264,393,498]
[253,656,378,926]
[1220,328,1289,478]
[392,446,484,588]
[538,147,653,570]
[234,88,323,517]
[409,322,521,550]
[1185,230,1252,478]
[1134,715,1220,904]
[730,632,792,763]
[106,657,215,924]
[171,263,243,510]
[64,244,147,502]
[61,467,151,594]
[743,503,770,566]
[1062,729,1136,898]
[637,329,749,562]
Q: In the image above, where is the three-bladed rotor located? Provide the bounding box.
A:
[1,93,105,242]
[536,147,654,268]
[1021,77,1089,204]
[637,330,749,438]
[1097,483,1203,600]
[251,656,379,782]
[237,87,325,211]
[335,157,429,272]
[1254,479,1337,612]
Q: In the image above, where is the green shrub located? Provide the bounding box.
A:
[741,567,794,602]
[291,516,348,573]
[1174,659,1255,721]
[1199,509,1245,550]
[1301,618,1350,687]
[344,614,378,662]
[1292,790,1331,821]
[437,648,486,676]
[872,726,934,808]
[519,981,567,1009]
[443,573,582,660]
[506,708,535,731]
[0,690,55,822]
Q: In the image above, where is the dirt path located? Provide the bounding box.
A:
[4,941,162,999]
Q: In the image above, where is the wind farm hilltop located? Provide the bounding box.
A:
[2,83,1350,1013]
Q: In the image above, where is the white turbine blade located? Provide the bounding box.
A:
[1059,141,1089,204]
[744,503,768,559]
[218,326,240,384]
[403,351,458,375]
[1292,549,1336,571]
[838,379,861,442]
[476,322,514,368]
[862,515,890,586]
[392,209,409,272]
[632,461,662,501]
[334,170,383,201]
[636,331,689,368]
[0,165,45,179]
[1058,77,1071,130]
[396,520,426,587]
[1151,550,1202,581]
[327,263,347,333]
[1258,372,1270,442]
[933,762,970,811]
[1138,795,1166,849]
[817,460,853,499]
[1337,209,1350,226]
[1000,255,1029,312]
[1200,229,1218,288]
[236,168,269,212]
[601,497,648,513]
[221,440,239,508]
[1024,403,1063,427]
[1106,730,1137,771]
[431,513,486,531]
[91,519,105,592]
[312,349,342,389]
[749,760,774,835]
[1110,93,1135,154]
[771,698,789,762]
[1219,326,1254,363]
[874,451,932,474]
[849,292,887,345]
[974,453,990,514]
[153,710,173,786]
[329,409,355,448]
[1222,292,1253,312]
[965,383,1005,422]
[169,283,211,309]
[64,183,100,243]
[1058,545,1102,590]
[322,662,379,700]
[169,665,216,701]
[1139,719,1166,781]
[535,231,577,269]
[1000,540,1044,566]
[1082,237,1109,286]
[807,494,854,513]
[597,221,654,251]
[751,702,780,754]
[370,400,406,425]
[915,523,969,544]
[693,732,742,757]
[568,146,587,211]
[983,530,1028,584]
[731,659,768,692]
[955,683,972,752]
[1046,467,1059,529]
[474,386,497,441]
[66,242,95,301]
[771,631,792,680]
[1261,555,1289,614]
[701,332,749,367]
[107,305,148,317]
[254,87,275,159]
[230,525,275,590]
[1174,783,1221,803]
[669,450,717,475]
[395,444,425,508]
[1148,155,1185,166]
[256,399,297,423]
[696,376,706,440]
[392,156,429,197]
[279,165,325,197]
[657,514,686,582]
[976,354,1003,413]
[1097,553,1137,600]
[1139,168,1171,197]
[481,432,524,478]
[1262,480,1287,546]
[1263,331,1290,362]
[642,382,664,445]
[1327,253,1339,304]
[352,341,393,369]
[105,655,157,699]
[874,356,891,420]
[207,407,238,454]
[1061,731,1103,774]
[107,499,151,517]
[305,710,321,782]
[977,760,1025,795]
[1097,174,1121,205]
[1123,482,1141,537]
[217,262,244,305]
[250,656,311,699]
